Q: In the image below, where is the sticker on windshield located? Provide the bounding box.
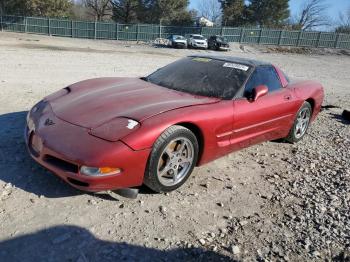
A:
[223,63,249,71]
[192,57,212,63]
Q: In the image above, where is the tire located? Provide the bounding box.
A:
[286,101,312,143]
[144,125,199,193]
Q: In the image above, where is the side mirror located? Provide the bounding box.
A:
[252,85,268,101]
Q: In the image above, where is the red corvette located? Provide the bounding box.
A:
[25,55,324,193]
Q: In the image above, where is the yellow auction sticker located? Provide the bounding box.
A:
[192,57,212,62]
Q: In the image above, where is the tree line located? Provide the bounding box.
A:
[0,0,349,32]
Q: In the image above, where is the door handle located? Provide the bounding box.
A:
[284,95,292,101]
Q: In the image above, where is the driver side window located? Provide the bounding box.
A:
[244,66,282,98]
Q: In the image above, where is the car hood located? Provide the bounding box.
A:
[47,77,219,129]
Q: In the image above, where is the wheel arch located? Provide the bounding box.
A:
[175,122,204,165]
[305,98,315,113]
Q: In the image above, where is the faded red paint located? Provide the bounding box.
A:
[25,65,324,192]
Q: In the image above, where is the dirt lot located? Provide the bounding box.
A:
[0,32,349,262]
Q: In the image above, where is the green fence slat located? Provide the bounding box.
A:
[280,30,298,46]
[1,14,350,49]
[337,34,350,49]
[298,31,319,47]
[259,29,281,45]
[96,22,116,40]
[26,17,48,34]
[50,18,72,37]
[243,29,260,44]
[2,15,26,32]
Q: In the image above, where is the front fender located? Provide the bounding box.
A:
[121,101,235,165]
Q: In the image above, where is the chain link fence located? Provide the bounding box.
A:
[1,15,350,49]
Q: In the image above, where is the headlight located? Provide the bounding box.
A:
[31,100,47,115]
[44,88,70,101]
[89,117,140,142]
[80,166,122,176]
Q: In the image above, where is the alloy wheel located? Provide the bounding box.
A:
[157,137,194,187]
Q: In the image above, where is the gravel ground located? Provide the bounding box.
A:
[0,32,349,262]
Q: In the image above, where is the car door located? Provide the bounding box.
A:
[230,65,296,149]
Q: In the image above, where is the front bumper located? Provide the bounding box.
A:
[218,45,230,51]
[25,102,151,192]
[192,42,208,49]
[173,42,187,48]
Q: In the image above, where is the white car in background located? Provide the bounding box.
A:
[187,34,208,49]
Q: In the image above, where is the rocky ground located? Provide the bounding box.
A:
[0,32,349,261]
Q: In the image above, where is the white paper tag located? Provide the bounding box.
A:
[127,120,139,130]
[223,63,249,71]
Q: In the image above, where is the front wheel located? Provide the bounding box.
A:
[286,102,312,143]
[144,126,199,193]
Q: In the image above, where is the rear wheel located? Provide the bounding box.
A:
[286,102,312,143]
[144,126,198,193]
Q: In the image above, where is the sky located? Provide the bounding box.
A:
[190,0,349,21]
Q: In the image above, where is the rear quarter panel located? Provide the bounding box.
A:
[289,80,324,120]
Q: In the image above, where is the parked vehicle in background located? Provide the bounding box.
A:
[208,35,230,51]
[187,34,208,49]
[167,35,187,49]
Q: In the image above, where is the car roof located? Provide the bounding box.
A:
[189,55,271,67]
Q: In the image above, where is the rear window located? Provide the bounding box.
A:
[146,57,252,99]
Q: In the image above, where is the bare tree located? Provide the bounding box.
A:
[293,0,330,30]
[197,0,222,24]
[111,0,139,23]
[339,7,350,27]
[336,6,350,33]
[83,0,112,21]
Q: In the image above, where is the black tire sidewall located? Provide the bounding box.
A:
[145,126,199,193]
[287,102,312,143]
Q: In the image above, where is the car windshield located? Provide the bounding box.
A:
[146,57,252,100]
[193,35,204,40]
[174,35,185,40]
[217,36,228,42]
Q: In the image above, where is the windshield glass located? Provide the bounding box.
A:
[217,36,228,42]
[146,57,252,99]
[174,35,185,40]
[193,35,204,40]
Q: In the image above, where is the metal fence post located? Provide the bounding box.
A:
[94,21,97,39]
[0,14,3,32]
[240,28,245,43]
[315,32,321,48]
[116,23,119,40]
[334,34,340,49]
[258,28,263,44]
[136,23,139,41]
[297,31,302,46]
[278,30,284,45]
[25,16,28,33]
[159,24,162,38]
[71,20,74,37]
[48,18,51,35]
